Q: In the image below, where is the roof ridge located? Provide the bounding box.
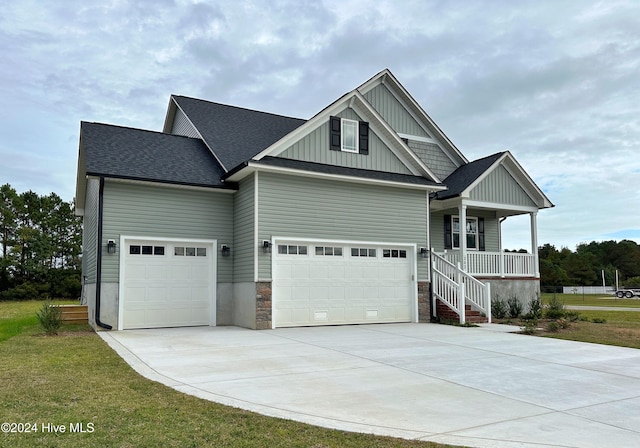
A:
[171,95,307,122]
[81,121,204,141]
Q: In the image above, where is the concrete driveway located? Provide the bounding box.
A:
[99,323,640,448]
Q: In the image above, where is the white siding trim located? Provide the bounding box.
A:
[254,171,259,283]
[245,163,446,192]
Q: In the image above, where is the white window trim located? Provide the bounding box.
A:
[452,215,479,250]
[341,118,359,153]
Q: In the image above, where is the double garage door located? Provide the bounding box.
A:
[273,240,415,327]
[120,239,215,330]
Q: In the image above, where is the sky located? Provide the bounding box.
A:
[1,0,638,251]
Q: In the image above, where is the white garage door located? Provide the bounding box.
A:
[273,240,415,327]
[120,239,215,329]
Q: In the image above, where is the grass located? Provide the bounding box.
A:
[541,293,640,308]
[0,300,453,448]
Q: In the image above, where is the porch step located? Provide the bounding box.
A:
[435,301,488,324]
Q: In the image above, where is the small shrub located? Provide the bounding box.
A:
[592,317,607,324]
[525,296,542,319]
[36,301,63,336]
[507,296,523,318]
[557,318,570,329]
[565,311,581,322]
[492,296,507,319]
[521,319,538,335]
[546,321,560,332]
[545,295,566,319]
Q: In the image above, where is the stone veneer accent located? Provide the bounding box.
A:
[255,281,272,330]
[417,281,431,323]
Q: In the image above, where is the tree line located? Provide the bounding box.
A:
[539,240,640,288]
[0,184,82,300]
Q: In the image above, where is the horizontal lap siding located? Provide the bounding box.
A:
[101,181,234,283]
[257,172,429,279]
[170,108,200,138]
[233,175,255,282]
[82,178,100,283]
[470,165,536,207]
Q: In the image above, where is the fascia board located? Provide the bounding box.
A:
[502,153,554,208]
[162,96,178,134]
[245,161,446,192]
[375,71,469,165]
[350,92,441,181]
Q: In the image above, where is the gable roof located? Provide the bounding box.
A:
[356,69,468,167]
[79,122,229,188]
[251,89,442,182]
[434,152,505,200]
[167,96,306,172]
[434,151,554,210]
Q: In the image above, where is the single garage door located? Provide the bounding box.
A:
[120,239,215,329]
[273,240,415,327]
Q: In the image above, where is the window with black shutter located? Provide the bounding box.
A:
[329,116,369,155]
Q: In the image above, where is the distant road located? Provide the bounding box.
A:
[567,305,640,312]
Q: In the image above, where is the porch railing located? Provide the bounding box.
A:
[431,251,491,324]
[435,251,536,277]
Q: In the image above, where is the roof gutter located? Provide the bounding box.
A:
[95,177,112,330]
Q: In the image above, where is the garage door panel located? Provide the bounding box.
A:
[274,240,413,328]
[122,240,214,329]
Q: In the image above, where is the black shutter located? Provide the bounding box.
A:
[478,217,485,251]
[444,215,452,249]
[329,116,341,151]
[358,121,369,155]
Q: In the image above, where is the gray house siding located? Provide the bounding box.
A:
[170,107,200,138]
[82,178,100,284]
[233,174,255,282]
[408,140,458,180]
[470,165,537,207]
[363,83,429,137]
[101,181,234,283]
[256,171,430,280]
[278,109,412,175]
[431,209,499,253]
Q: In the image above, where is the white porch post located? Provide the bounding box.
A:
[498,217,505,278]
[530,211,539,277]
[459,203,467,272]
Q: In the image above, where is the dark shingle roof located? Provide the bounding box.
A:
[81,122,229,188]
[172,96,307,172]
[434,152,505,200]
[240,156,442,187]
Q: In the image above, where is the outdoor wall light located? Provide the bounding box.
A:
[262,240,272,253]
[419,247,429,259]
[107,240,117,254]
[220,244,231,257]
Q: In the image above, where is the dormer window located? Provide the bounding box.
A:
[329,116,369,155]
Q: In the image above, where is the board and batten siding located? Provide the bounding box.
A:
[278,108,412,175]
[100,181,234,283]
[363,83,429,138]
[232,175,255,282]
[256,172,430,280]
[470,165,537,207]
[430,209,499,253]
[82,178,100,283]
[170,107,200,139]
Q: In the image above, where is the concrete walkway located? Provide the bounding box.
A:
[99,323,640,448]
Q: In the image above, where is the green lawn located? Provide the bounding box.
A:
[541,293,640,308]
[0,300,453,448]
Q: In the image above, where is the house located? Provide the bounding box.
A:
[75,69,553,331]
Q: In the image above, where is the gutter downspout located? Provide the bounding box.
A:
[95,177,112,330]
